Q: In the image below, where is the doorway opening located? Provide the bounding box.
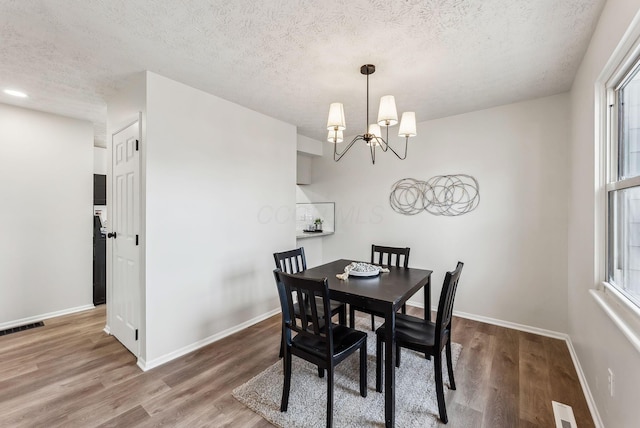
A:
[93,173,107,306]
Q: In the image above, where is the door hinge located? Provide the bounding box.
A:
[135,235,139,245]
[135,139,139,151]
[135,329,139,341]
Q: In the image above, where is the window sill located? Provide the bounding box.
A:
[590,283,640,354]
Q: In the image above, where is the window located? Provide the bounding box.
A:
[607,61,640,309]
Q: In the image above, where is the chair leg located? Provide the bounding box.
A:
[326,367,334,428]
[425,310,431,361]
[279,334,284,359]
[280,350,292,412]
[434,353,448,423]
[359,340,367,397]
[370,314,375,331]
[401,303,406,314]
[376,334,383,393]
[349,306,356,329]
[318,367,324,378]
[446,339,456,390]
[396,343,401,368]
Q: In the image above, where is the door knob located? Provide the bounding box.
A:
[107,232,117,239]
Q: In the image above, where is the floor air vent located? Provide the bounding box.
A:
[552,401,577,428]
[0,321,45,336]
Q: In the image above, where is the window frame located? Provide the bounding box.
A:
[604,58,640,310]
[593,15,640,355]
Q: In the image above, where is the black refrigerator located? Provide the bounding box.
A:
[93,215,106,305]
[93,174,107,305]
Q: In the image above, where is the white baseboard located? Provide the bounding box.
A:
[0,304,95,331]
[138,308,281,371]
[406,302,603,428]
[408,300,567,339]
[564,336,605,428]
[453,309,569,340]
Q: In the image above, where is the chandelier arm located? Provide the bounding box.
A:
[371,135,389,152]
[384,136,409,160]
[334,135,365,162]
[377,126,390,152]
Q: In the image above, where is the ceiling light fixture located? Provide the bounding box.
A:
[3,89,28,98]
[327,64,417,164]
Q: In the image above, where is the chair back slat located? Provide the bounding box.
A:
[274,247,307,274]
[274,247,312,310]
[294,287,310,330]
[434,261,464,349]
[371,245,410,268]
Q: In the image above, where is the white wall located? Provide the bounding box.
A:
[296,135,326,264]
[297,134,323,156]
[569,1,640,426]
[143,72,296,364]
[0,103,93,327]
[309,93,570,333]
[93,147,107,175]
[296,184,324,266]
[296,153,312,184]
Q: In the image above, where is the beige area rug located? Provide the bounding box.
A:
[232,319,462,428]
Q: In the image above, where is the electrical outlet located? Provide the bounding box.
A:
[607,368,614,397]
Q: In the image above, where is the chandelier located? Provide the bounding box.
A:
[326,64,417,164]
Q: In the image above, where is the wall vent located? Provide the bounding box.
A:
[0,321,45,336]
[552,401,577,428]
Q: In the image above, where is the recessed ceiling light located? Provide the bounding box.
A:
[3,89,28,98]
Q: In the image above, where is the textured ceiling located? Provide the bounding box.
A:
[0,0,605,147]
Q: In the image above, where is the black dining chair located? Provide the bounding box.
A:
[375,261,463,424]
[274,248,347,329]
[274,248,347,358]
[349,245,410,330]
[274,269,367,428]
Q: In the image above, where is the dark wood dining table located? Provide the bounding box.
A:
[297,259,433,428]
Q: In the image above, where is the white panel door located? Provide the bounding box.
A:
[110,121,140,356]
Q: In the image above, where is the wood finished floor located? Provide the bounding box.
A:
[0,306,594,427]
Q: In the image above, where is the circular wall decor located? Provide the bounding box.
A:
[389,175,480,216]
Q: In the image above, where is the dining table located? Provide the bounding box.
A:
[296,259,433,428]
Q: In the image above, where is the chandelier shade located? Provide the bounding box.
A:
[367,124,382,146]
[327,129,344,143]
[377,95,398,126]
[326,102,346,131]
[398,112,417,137]
[327,64,416,164]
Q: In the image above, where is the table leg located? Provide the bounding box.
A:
[424,274,432,360]
[424,274,431,322]
[384,308,396,427]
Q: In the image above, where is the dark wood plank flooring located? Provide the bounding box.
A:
[0,306,594,427]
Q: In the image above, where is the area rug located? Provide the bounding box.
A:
[232,319,462,428]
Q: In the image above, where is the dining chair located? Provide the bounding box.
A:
[274,269,367,428]
[349,245,410,330]
[374,261,463,424]
[274,248,347,358]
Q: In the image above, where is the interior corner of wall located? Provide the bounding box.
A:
[297,134,324,157]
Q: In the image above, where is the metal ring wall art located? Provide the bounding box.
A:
[389,175,480,216]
